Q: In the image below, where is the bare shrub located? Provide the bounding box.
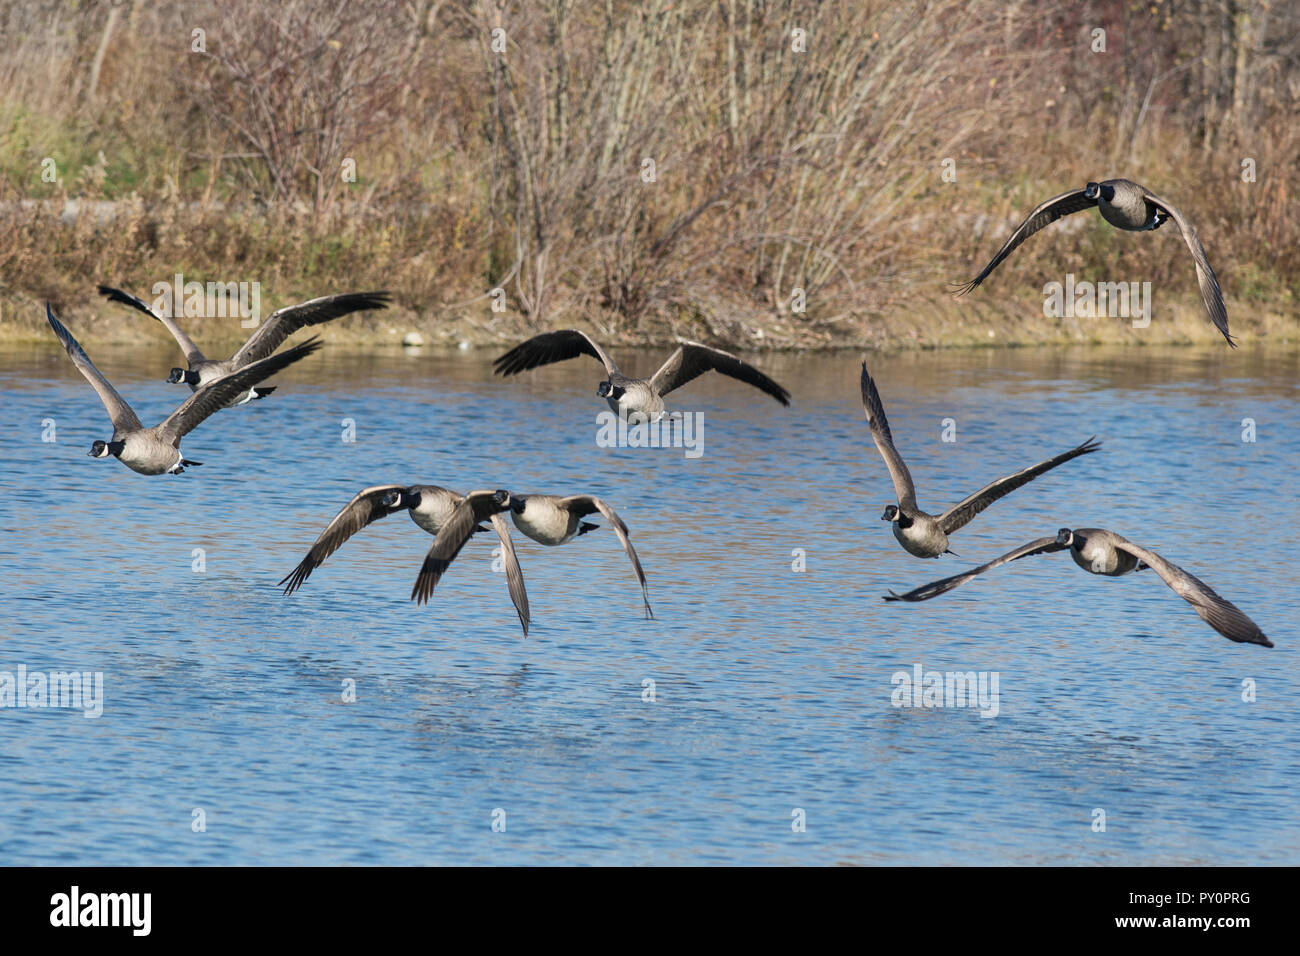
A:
[184,0,422,214]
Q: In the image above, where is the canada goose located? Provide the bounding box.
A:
[493,329,790,420]
[884,527,1272,647]
[507,494,653,618]
[410,489,521,610]
[45,304,321,475]
[953,179,1232,345]
[861,363,1099,558]
[280,485,528,636]
[98,285,391,404]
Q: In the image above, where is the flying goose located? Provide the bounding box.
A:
[409,490,653,621]
[884,527,1272,647]
[860,363,1099,558]
[409,489,523,608]
[493,329,790,420]
[45,304,321,475]
[98,285,391,404]
[280,485,529,635]
[953,179,1232,345]
[508,494,653,618]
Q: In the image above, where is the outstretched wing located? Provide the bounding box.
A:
[488,512,530,637]
[938,437,1101,535]
[883,537,1066,602]
[648,342,790,405]
[279,485,407,595]
[561,495,653,618]
[492,330,621,377]
[157,336,322,442]
[860,363,917,510]
[411,490,509,605]
[1141,189,1233,347]
[97,284,207,365]
[952,188,1097,295]
[229,292,390,368]
[1112,538,1271,646]
[46,304,142,436]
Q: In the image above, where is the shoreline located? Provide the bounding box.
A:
[1,292,1294,354]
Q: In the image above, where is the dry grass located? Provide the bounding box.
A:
[1,0,1296,350]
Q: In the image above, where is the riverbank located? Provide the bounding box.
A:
[2,285,1294,353]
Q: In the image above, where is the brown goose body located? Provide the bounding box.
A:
[860,363,1100,558]
[98,285,390,405]
[885,527,1272,648]
[508,494,653,619]
[494,329,790,421]
[953,178,1233,345]
[279,484,530,637]
[46,305,321,475]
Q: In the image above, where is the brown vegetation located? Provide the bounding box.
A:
[0,0,1295,349]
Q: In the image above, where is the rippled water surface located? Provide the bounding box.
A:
[1,339,1297,865]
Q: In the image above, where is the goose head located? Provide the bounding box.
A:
[1083,182,1114,203]
[597,381,625,400]
[88,439,122,459]
[383,489,419,510]
[1056,528,1076,546]
[881,504,900,522]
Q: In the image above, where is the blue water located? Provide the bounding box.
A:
[1,341,1296,864]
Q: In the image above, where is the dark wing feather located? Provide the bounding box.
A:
[952,189,1097,295]
[492,329,620,377]
[228,292,390,368]
[860,363,917,510]
[1112,538,1271,646]
[938,437,1101,535]
[157,336,323,441]
[489,512,530,637]
[97,284,206,365]
[648,342,790,405]
[883,537,1066,602]
[279,485,407,595]
[562,495,653,618]
[411,491,509,605]
[46,304,143,435]
[1141,190,1233,347]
